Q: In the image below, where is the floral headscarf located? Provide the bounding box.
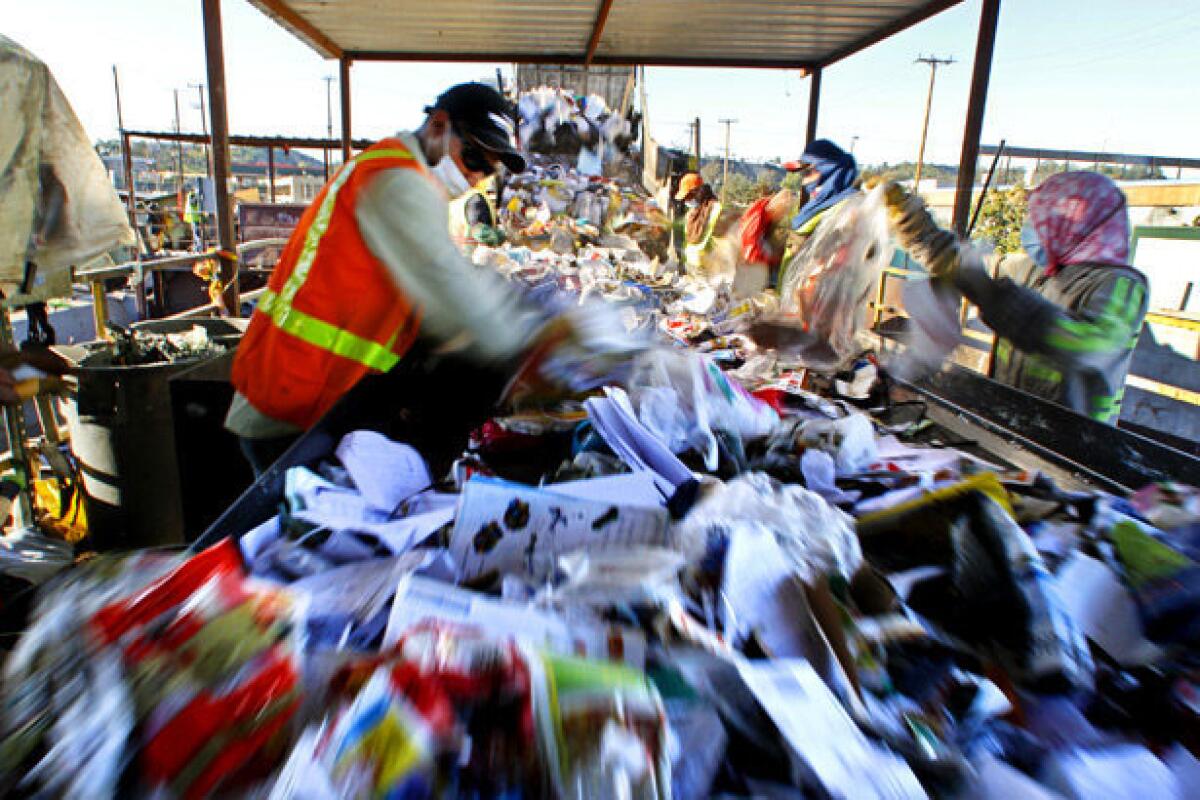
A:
[1027,172,1129,276]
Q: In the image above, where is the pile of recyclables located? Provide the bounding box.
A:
[3,183,1199,800]
[517,87,637,175]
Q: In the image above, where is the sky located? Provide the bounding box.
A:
[4,0,1199,171]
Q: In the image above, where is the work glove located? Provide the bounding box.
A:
[0,346,73,405]
[471,224,506,247]
[502,305,645,408]
[881,181,962,281]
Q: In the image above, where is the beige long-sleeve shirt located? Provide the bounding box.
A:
[226,132,539,439]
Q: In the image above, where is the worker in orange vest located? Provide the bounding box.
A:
[226,83,542,474]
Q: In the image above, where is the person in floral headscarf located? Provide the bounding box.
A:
[888,171,1148,423]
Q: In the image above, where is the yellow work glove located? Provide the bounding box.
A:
[881,181,961,280]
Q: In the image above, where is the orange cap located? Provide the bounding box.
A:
[675,173,704,201]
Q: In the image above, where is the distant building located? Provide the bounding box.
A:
[266,174,324,203]
[101,155,155,190]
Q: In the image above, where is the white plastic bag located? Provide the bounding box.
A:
[675,472,862,583]
[797,413,878,475]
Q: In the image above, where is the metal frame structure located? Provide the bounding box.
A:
[119,129,375,194]
[197,0,1002,317]
[980,144,1200,175]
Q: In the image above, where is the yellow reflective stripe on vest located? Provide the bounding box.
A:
[257,289,401,372]
[279,148,417,307]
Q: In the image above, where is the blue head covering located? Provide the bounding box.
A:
[790,139,860,230]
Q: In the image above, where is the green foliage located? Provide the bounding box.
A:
[781,171,806,194]
[860,161,958,186]
[1032,160,1164,183]
[755,167,781,190]
[722,173,759,205]
[973,185,1028,255]
[699,161,722,186]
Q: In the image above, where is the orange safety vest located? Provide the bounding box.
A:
[231,138,425,430]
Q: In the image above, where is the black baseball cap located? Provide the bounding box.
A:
[426,82,526,174]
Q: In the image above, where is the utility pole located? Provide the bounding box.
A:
[719,118,737,203]
[173,88,186,214]
[113,65,136,230]
[323,75,335,179]
[850,135,860,155]
[913,55,954,192]
[688,116,701,170]
[189,82,211,181]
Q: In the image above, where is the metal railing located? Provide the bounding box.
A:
[73,238,288,335]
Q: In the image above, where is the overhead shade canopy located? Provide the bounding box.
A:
[247,0,962,69]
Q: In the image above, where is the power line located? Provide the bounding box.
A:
[188,82,211,182]
[913,55,954,190]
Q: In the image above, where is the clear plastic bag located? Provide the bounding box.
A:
[777,186,891,369]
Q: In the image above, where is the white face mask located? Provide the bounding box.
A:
[430,128,472,198]
[685,200,699,209]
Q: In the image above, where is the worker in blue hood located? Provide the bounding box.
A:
[787,139,860,233]
[773,139,862,290]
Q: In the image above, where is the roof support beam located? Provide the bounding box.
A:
[951,0,1001,235]
[201,0,239,316]
[247,0,343,59]
[805,67,822,146]
[584,0,616,67]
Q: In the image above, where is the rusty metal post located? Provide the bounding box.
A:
[951,0,1001,235]
[202,0,240,316]
[339,56,352,164]
[805,67,821,146]
[267,146,276,202]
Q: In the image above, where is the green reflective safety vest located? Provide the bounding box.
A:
[184,192,203,226]
[683,201,723,272]
[980,255,1148,424]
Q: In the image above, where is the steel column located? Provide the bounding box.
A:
[267,146,276,202]
[201,0,240,315]
[805,67,822,146]
[340,57,352,163]
[951,0,1001,235]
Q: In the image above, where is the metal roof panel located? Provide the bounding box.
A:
[246,0,961,68]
